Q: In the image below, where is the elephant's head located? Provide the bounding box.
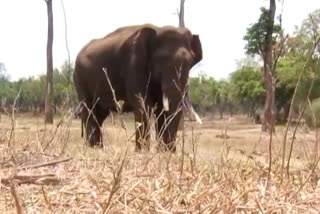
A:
[126,25,202,149]
[152,30,202,111]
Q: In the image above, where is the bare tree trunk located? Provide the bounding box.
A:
[219,107,223,119]
[262,0,276,132]
[179,0,185,27]
[229,104,234,117]
[177,0,186,130]
[211,107,215,119]
[44,0,54,124]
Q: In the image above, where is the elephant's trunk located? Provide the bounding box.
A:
[159,72,202,150]
[158,84,181,149]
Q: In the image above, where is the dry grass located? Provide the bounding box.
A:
[0,112,320,213]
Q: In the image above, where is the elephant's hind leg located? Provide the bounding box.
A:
[82,104,109,147]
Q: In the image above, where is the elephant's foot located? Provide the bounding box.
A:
[83,119,103,148]
[156,141,176,153]
[87,132,103,148]
[134,147,142,152]
[87,139,103,148]
[135,139,150,152]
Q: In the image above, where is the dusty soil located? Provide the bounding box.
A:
[0,113,319,213]
[0,113,317,170]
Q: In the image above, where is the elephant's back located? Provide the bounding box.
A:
[76,26,141,67]
[74,26,144,102]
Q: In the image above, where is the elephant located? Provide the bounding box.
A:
[73,23,202,151]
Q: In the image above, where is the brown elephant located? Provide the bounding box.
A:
[73,24,202,151]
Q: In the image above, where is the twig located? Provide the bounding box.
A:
[281,36,320,183]
[103,67,121,112]
[290,154,320,200]
[102,67,130,147]
[286,72,316,176]
[42,118,63,151]
[2,173,60,185]
[180,109,185,183]
[60,0,71,82]
[273,34,289,73]
[42,185,51,209]
[308,98,319,162]
[266,114,274,189]
[82,99,101,144]
[255,196,265,213]
[102,148,128,213]
[18,157,72,170]
[8,88,21,147]
[10,180,24,214]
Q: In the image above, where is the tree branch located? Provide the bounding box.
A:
[18,157,72,170]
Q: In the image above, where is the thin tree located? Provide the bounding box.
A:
[243,1,281,131]
[262,0,276,131]
[178,0,186,179]
[177,0,186,130]
[44,0,54,124]
[178,0,185,27]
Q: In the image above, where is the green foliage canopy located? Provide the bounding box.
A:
[243,7,282,56]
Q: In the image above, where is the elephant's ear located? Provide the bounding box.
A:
[191,35,202,66]
[125,27,156,97]
[130,28,156,61]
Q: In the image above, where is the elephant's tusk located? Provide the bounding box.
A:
[191,107,202,124]
[162,93,170,111]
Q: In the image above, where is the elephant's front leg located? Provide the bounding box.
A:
[134,111,151,152]
[154,108,178,152]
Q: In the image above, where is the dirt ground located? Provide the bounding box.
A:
[1,113,316,167]
[0,113,319,213]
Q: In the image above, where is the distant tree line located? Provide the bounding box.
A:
[0,61,77,116]
[189,59,265,120]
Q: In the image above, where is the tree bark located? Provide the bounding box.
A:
[211,107,215,119]
[219,111,223,119]
[44,0,54,124]
[179,0,185,28]
[219,105,223,119]
[262,0,276,132]
[283,101,291,122]
[177,0,186,130]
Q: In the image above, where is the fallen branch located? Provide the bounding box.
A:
[18,157,72,170]
[1,173,60,185]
